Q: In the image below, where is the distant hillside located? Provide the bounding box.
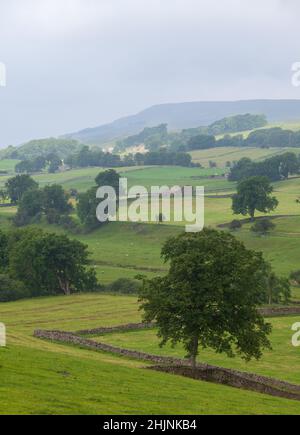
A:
[0,138,84,160]
[116,114,267,152]
[64,100,300,145]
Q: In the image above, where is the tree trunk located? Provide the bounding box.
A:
[268,288,272,305]
[65,281,71,295]
[190,335,199,371]
[250,210,255,222]
[58,277,71,295]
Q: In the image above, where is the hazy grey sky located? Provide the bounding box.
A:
[0,0,300,146]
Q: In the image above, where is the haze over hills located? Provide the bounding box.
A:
[64,100,300,145]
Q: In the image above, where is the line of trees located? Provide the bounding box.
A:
[228,152,300,182]
[15,153,63,174]
[14,147,193,174]
[65,147,192,169]
[183,127,300,152]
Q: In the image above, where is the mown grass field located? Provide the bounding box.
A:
[1,294,300,414]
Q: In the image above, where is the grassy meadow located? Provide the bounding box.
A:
[1,294,300,414]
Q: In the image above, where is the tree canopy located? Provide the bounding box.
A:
[232,176,278,220]
[9,229,97,296]
[5,174,38,203]
[139,228,272,368]
[229,153,300,182]
[13,184,72,226]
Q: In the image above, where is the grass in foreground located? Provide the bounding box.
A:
[1,294,300,414]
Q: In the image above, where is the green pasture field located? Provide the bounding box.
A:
[0,159,20,173]
[0,165,232,194]
[0,173,300,283]
[0,166,140,192]
[1,294,300,414]
[190,146,300,168]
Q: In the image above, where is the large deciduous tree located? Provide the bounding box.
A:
[95,169,120,192]
[77,186,100,230]
[139,229,272,368]
[232,176,278,221]
[77,170,121,231]
[43,184,72,222]
[9,230,97,296]
[5,174,38,203]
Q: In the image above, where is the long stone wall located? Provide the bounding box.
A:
[34,328,300,402]
[34,329,185,365]
[75,306,300,337]
[259,306,300,317]
[76,322,154,336]
[150,366,300,402]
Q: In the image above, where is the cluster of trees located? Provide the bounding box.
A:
[246,127,300,148]
[139,229,289,368]
[14,183,73,227]
[4,170,121,232]
[0,228,97,302]
[136,150,192,166]
[65,147,192,169]
[177,127,300,152]
[187,134,216,151]
[116,124,168,151]
[1,174,73,227]
[15,153,63,174]
[229,152,300,182]
[65,146,124,168]
[207,114,267,135]
[77,169,120,230]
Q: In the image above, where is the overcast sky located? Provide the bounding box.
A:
[0,0,300,146]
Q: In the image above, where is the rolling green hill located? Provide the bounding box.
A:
[1,158,300,414]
